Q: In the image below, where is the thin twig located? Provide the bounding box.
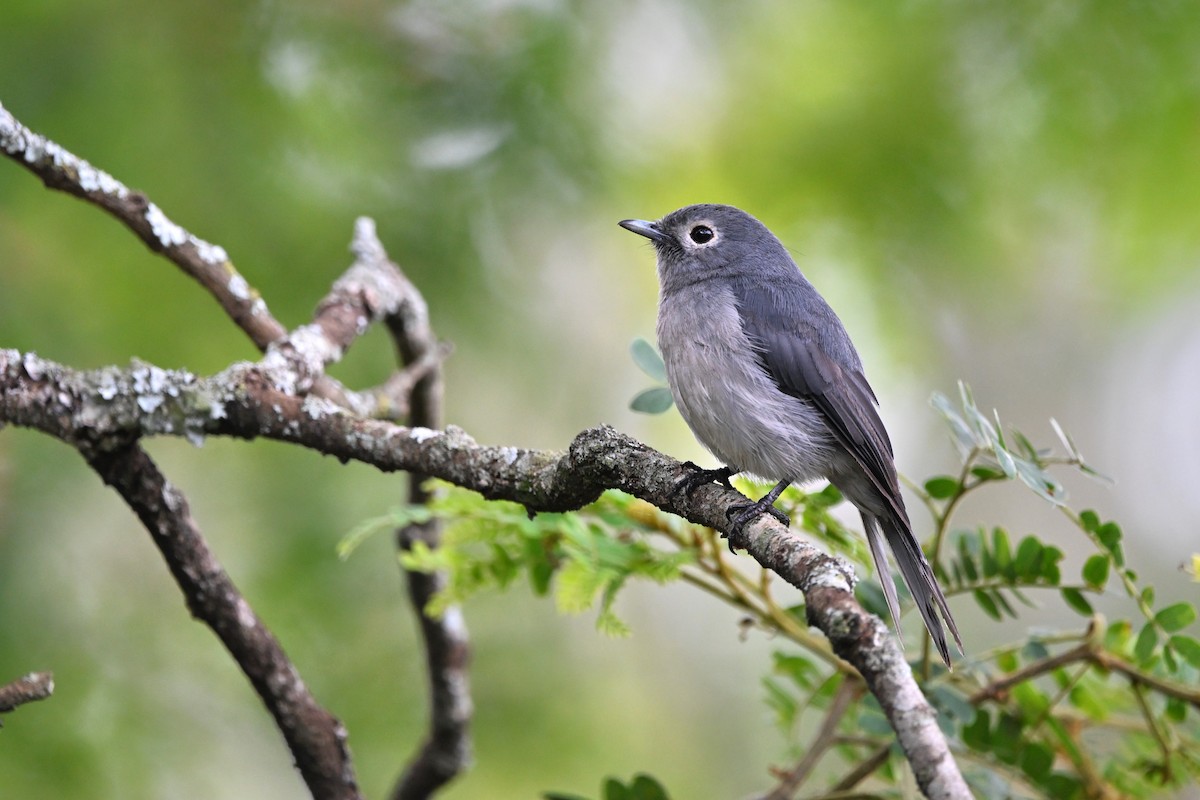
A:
[762,678,862,800]
[0,672,54,717]
[829,744,890,792]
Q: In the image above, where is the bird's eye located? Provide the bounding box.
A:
[689,225,715,244]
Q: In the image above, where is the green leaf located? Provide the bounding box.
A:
[1061,588,1093,616]
[993,712,1024,763]
[1163,644,1178,672]
[630,337,667,382]
[1155,602,1197,633]
[1104,620,1133,654]
[958,536,979,582]
[992,527,1012,576]
[974,589,1002,621]
[1134,623,1158,664]
[962,707,991,751]
[1168,634,1200,668]
[929,685,976,726]
[1014,536,1044,579]
[1079,510,1101,532]
[924,475,960,499]
[992,590,1017,619]
[762,677,799,729]
[1040,545,1064,584]
[627,774,670,800]
[970,464,1008,481]
[772,652,819,690]
[1022,639,1050,661]
[1082,554,1110,590]
[604,777,627,800]
[629,387,674,414]
[1069,682,1108,721]
[1019,743,1055,781]
[1012,681,1049,719]
[1096,521,1124,567]
[1044,773,1083,800]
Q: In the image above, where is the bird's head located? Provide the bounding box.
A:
[619,204,796,292]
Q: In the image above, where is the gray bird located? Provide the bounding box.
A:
[620,204,962,666]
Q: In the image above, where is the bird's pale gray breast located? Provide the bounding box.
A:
[657,282,837,483]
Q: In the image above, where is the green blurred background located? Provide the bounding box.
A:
[2,1,1199,797]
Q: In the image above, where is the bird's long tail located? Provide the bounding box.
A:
[863,513,963,667]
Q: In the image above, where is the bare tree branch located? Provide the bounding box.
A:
[86,442,360,799]
[0,672,55,718]
[340,219,474,799]
[0,100,285,351]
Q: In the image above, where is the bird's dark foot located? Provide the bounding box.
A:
[726,498,790,534]
[671,462,737,497]
[722,479,792,552]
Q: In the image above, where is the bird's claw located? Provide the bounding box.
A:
[723,499,790,552]
[671,462,736,497]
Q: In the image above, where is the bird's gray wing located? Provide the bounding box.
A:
[731,283,906,523]
[733,282,963,664]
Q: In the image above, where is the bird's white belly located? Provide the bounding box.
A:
[657,288,836,483]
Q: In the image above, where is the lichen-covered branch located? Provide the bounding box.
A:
[0,348,969,799]
[0,100,285,351]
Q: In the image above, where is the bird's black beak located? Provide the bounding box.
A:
[619,218,671,245]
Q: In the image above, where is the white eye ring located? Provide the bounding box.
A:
[688,224,716,245]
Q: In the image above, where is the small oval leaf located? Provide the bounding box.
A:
[1155,602,1197,633]
[630,337,667,382]
[1134,623,1159,663]
[629,387,674,414]
[1168,635,1200,669]
[1061,587,1093,616]
[924,476,960,499]
[1082,554,1110,590]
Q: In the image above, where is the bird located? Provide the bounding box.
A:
[619,203,962,666]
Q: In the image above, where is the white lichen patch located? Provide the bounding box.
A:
[137,394,164,413]
[97,371,121,400]
[496,446,520,465]
[288,323,341,368]
[209,401,227,420]
[227,273,250,300]
[145,202,188,248]
[235,597,257,629]
[301,395,339,420]
[75,160,124,196]
[20,352,45,380]
[196,240,229,266]
[162,484,183,514]
[410,426,442,443]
